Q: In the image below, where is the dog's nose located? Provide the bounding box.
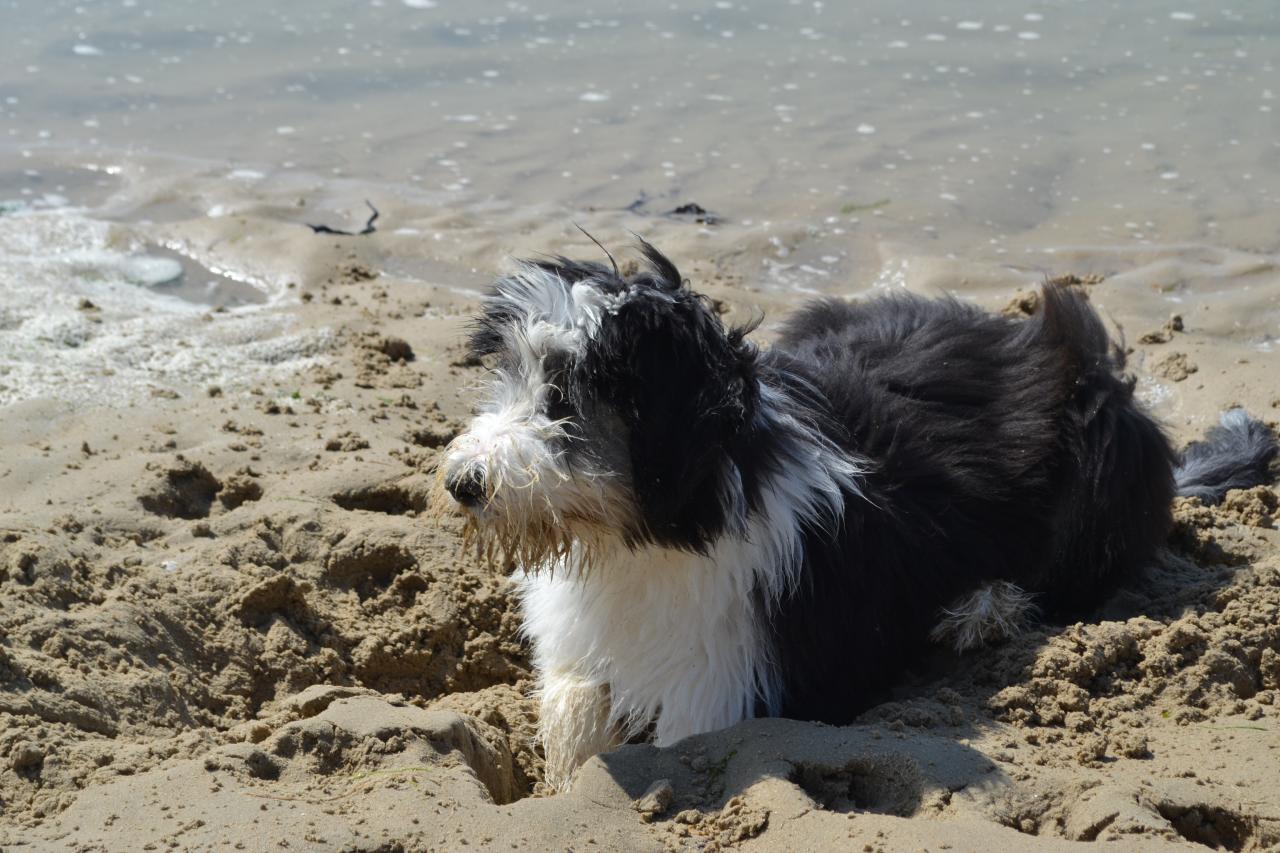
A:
[446,469,487,507]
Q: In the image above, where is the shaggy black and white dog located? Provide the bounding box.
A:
[441,242,1276,790]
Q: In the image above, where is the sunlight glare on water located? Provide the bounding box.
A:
[0,0,1276,252]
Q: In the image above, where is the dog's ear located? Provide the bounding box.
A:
[584,287,757,550]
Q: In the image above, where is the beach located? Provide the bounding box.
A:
[2,1,1280,849]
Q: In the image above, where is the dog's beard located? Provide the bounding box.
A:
[432,463,628,574]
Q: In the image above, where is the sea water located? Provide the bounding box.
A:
[1,0,1277,405]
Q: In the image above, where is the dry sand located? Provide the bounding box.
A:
[1,208,1279,852]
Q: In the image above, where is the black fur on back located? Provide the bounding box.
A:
[761,285,1178,721]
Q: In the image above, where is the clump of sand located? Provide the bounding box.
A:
[2,214,1279,851]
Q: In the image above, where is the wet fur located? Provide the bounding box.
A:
[759,285,1180,719]
[443,244,1275,789]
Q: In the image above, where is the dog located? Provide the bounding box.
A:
[441,241,1277,790]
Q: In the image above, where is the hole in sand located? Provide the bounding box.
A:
[332,481,428,516]
[1156,801,1259,852]
[788,757,923,816]
[407,424,458,448]
[325,542,417,600]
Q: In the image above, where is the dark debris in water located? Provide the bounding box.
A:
[306,200,380,236]
[625,193,724,225]
[666,202,722,225]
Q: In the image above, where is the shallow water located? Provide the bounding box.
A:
[1,0,1278,405]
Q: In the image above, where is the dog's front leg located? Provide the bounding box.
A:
[538,671,618,792]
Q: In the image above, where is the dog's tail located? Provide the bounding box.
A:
[1174,409,1278,504]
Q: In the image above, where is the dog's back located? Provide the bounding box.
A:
[763,285,1178,720]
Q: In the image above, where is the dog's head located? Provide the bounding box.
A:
[441,241,759,565]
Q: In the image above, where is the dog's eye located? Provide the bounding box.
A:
[544,382,575,423]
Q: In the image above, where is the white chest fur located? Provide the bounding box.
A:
[517,536,777,752]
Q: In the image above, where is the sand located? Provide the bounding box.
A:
[1,205,1279,852]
